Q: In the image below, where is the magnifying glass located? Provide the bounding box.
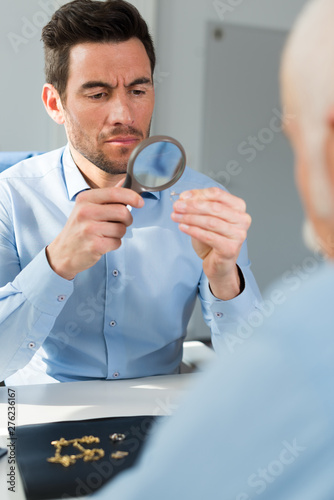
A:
[122,135,186,194]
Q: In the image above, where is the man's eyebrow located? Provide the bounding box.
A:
[126,77,152,87]
[81,81,113,90]
[80,77,152,91]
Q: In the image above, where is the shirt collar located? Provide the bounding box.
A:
[142,190,160,200]
[62,144,161,201]
[62,145,91,201]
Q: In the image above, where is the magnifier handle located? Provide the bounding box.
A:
[122,173,133,190]
[122,172,142,195]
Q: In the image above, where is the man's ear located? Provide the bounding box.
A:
[41,84,65,125]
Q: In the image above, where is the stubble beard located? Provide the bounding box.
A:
[68,122,151,176]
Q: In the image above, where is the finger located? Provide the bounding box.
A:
[85,229,126,256]
[77,221,129,256]
[171,212,251,237]
[96,221,129,239]
[179,187,246,213]
[178,224,244,259]
[78,202,134,226]
[173,199,251,225]
[76,186,144,209]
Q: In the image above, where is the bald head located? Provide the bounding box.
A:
[281,0,334,252]
[282,0,334,126]
[280,0,334,256]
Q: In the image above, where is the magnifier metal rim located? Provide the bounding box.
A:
[126,135,186,193]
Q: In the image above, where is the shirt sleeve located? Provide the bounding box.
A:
[198,238,262,352]
[0,241,74,381]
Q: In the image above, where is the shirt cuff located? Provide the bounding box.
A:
[14,247,74,316]
[200,270,260,324]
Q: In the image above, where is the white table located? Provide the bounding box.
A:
[0,373,196,500]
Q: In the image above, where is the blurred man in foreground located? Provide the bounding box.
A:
[91,0,334,498]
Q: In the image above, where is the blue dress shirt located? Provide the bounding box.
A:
[0,146,261,385]
[92,260,334,500]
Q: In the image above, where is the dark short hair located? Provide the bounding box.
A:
[41,0,156,100]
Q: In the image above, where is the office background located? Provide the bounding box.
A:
[0,0,312,339]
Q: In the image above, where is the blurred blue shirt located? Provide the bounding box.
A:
[92,260,334,500]
[0,146,261,385]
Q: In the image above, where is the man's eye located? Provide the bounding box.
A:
[89,93,107,100]
[131,90,146,96]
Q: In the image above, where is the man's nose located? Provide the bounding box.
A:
[108,93,134,126]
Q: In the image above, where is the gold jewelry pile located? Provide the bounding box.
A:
[47,436,104,467]
[47,432,129,467]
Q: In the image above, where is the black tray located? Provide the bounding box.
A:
[16,415,159,500]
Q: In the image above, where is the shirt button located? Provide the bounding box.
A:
[109,320,117,327]
[112,269,119,277]
[113,372,120,378]
[57,295,67,302]
[215,312,223,318]
[28,342,36,349]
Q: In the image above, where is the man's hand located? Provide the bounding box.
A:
[171,187,251,301]
[46,187,144,280]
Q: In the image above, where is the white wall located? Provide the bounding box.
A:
[1,0,308,154]
[0,0,67,151]
[153,0,308,172]
[0,0,156,152]
[152,0,311,339]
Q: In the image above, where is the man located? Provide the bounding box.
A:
[0,0,260,385]
[88,0,334,498]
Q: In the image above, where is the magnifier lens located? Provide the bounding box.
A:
[133,142,183,188]
[123,136,186,193]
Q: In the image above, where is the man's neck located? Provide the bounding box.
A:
[69,146,126,189]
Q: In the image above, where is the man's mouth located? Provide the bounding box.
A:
[105,136,140,146]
